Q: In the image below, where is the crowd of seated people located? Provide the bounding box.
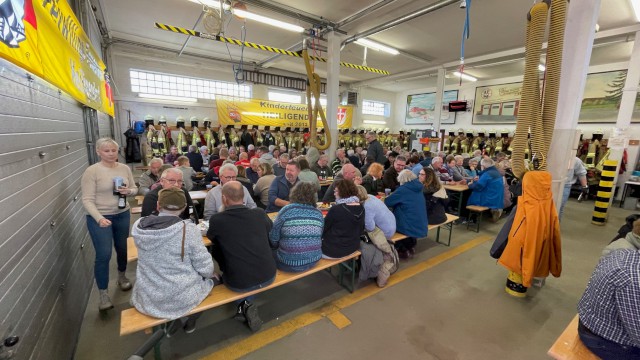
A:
[122,141,522,337]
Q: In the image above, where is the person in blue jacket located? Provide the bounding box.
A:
[468,158,504,211]
[384,170,428,259]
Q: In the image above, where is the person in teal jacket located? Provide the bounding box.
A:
[468,158,504,210]
[384,170,428,259]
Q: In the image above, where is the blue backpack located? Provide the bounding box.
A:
[133,121,146,134]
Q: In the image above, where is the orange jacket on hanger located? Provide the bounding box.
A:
[498,171,561,287]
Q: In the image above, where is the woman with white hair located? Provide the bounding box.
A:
[81,138,138,311]
[384,170,427,259]
[468,158,504,215]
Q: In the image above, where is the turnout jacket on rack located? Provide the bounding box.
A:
[498,171,561,287]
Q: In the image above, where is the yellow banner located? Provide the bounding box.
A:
[216,98,352,129]
[0,0,114,116]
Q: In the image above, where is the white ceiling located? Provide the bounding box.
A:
[98,0,640,93]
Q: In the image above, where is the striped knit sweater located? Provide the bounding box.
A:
[269,203,324,270]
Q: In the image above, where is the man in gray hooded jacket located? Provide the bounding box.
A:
[602,217,640,257]
[131,187,215,335]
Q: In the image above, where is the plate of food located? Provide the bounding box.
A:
[198,220,209,235]
[317,202,332,210]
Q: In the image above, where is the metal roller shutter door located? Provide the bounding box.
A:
[0,58,95,359]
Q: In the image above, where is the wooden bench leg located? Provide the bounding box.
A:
[127,325,166,360]
[337,257,358,293]
[435,223,454,247]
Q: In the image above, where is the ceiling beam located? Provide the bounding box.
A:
[350,23,640,88]
[342,0,459,46]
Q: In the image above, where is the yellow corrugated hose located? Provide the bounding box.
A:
[303,49,331,151]
[512,0,567,179]
[512,2,548,179]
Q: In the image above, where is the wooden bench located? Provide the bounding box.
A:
[121,251,361,359]
[389,213,459,247]
[131,206,142,215]
[135,195,144,205]
[548,315,600,360]
[127,236,213,263]
[465,205,489,233]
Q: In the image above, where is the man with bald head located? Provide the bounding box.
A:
[321,163,362,203]
[207,181,276,332]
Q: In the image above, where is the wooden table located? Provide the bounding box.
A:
[619,180,640,208]
[134,166,149,171]
[188,190,209,200]
[443,184,469,217]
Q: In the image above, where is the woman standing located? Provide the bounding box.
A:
[322,180,365,259]
[81,138,138,311]
[253,163,276,208]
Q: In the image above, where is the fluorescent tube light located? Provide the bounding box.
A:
[631,0,640,22]
[139,93,198,103]
[233,9,305,33]
[187,0,225,8]
[363,120,387,125]
[355,38,399,55]
[452,71,478,82]
[538,64,546,71]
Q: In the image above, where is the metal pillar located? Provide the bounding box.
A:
[547,0,601,213]
[327,31,342,162]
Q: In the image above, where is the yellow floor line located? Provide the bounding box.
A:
[202,235,493,360]
[326,311,352,329]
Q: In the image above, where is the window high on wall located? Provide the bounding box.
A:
[362,100,390,117]
[129,69,251,100]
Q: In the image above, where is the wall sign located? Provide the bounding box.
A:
[0,0,114,116]
[472,82,522,124]
[216,97,352,129]
[405,90,458,125]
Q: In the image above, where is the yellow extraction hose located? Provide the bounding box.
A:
[540,0,567,165]
[512,0,566,179]
[512,2,548,179]
[303,48,332,151]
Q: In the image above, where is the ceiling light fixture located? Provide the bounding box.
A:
[355,38,399,55]
[139,93,198,103]
[232,9,305,33]
[538,64,546,71]
[631,0,640,22]
[187,0,224,8]
[452,71,477,82]
[363,120,387,125]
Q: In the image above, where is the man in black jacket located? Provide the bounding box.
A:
[207,181,276,332]
[141,168,198,221]
[185,145,204,173]
[366,131,386,165]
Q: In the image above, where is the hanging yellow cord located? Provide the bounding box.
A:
[303,48,331,150]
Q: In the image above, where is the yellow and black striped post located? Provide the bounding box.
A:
[154,23,391,75]
[592,159,618,225]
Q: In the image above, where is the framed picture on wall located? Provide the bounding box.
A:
[472,82,522,124]
[579,70,640,123]
[405,90,458,125]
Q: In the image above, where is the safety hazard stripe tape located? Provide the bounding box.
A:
[155,23,391,75]
[592,216,606,223]
[595,201,609,208]
[599,181,614,188]
[600,176,615,182]
[596,196,610,202]
[601,170,616,176]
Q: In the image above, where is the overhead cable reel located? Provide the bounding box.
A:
[303,39,331,151]
[154,23,390,75]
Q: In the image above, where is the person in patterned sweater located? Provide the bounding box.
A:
[269,182,324,272]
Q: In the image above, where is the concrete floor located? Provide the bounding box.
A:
[74,196,633,360]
